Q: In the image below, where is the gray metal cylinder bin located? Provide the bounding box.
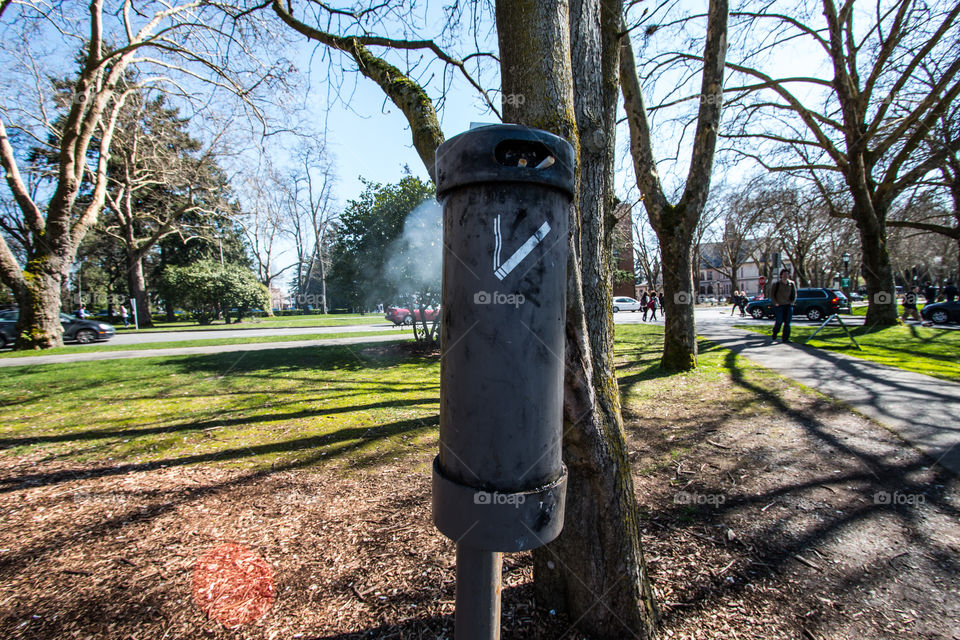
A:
[433,124,574,553]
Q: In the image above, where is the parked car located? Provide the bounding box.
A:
[612,296,643,312]
[745,287,843,321]
[831,290,851,313]
[0,310,116,346]
[920,300,960,325]
[385,305,439,326]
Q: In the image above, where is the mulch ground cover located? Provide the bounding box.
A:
[0,345,957,639]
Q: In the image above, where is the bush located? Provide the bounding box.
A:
[160,261,270,324]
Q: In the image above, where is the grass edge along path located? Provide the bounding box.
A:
[734,323,960,383]
[0,329,406,359]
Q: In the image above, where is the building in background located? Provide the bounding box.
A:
[698,242,791,299]
[612,203,638,298]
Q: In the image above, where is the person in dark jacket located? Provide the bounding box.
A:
[768,269,798,343]
[943,282,958,303]
[923,281,937,303]
[640,291,649,321]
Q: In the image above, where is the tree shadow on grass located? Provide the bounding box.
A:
[163,342,440,377]
[0,413,440,494]
[0,396,439,451]
[642,347,959,636]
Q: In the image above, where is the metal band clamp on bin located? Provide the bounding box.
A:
[433,124,575,554]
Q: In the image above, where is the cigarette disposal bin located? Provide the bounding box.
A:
[433,124,575,638]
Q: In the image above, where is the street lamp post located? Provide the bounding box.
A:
[842,252,850,299]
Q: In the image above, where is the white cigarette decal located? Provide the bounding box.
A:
[494,215,502,272]
[493,219,551,280]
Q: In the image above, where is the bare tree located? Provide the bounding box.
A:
[887,91,960,274]
[887,187,958,285]
[620,0,730,370]
[633,207,662,289]
[237,164,296,313]
[0,1,284,348]
[290,140,338,312]
[100,91,232,327]
[703,182,770,294]
[716,0,960,324]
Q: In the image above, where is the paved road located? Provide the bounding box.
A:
[107,322,398,345]
[0,333,411,368]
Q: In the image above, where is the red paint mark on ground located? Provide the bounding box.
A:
[192,543,274,628]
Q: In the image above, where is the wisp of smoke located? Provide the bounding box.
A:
[384,198,442,302]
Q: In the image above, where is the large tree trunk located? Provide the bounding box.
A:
[499,1,658,637]
[126,251,154,328]
[15,256,65,349]
[659,226,698,369]
[857,208,899,325]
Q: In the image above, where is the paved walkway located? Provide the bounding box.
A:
[0,333,411,368]
[698,323,960,476]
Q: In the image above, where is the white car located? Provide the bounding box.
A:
[612,296,643,312]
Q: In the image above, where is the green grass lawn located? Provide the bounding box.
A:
[0,329,406,359]
[0,340,438,470]
[114,313,387,333]
[850,303,903,316]
[735,323,960,382]
[0,325,779,474]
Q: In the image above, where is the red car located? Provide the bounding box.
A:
[385,305,439,326]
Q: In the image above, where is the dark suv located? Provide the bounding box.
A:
[0,310,116,347]
[745,288,843,322]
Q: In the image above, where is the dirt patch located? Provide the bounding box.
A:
[0,359,957,638]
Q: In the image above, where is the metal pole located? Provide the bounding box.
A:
[455,543,502,639]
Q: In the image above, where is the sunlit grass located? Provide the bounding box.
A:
[735,323,960,382]
[0,324,798,477]
[0,342,438,470]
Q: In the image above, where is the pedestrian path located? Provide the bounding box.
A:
[698,323,960,475]
[0,333,411,368]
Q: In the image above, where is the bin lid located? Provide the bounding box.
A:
[435,124,575,198]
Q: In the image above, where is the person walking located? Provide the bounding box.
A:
[923,281,937,304]
[738,292,748,316]
[658,292,664,314]
[901,286,922,322]
[648,291,659,321]
[730,290,741,316]
[768,269,797,343]
[640,291,649,322]
[120,304,129,328]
